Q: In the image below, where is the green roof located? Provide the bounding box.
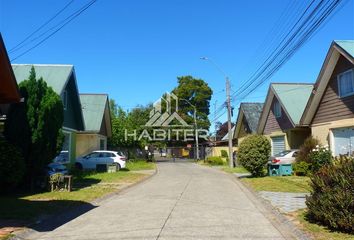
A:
[272,83,313,125]
[80,94,108,132]
[335,40,354,58]
[12,64,73,94]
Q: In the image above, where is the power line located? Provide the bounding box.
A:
[8,0,74,53]
[10,0,97,62]
[231,0,346,103]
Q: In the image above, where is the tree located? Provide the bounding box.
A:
[109,99,118,119]
[108,104,153,149]
[172,76,213,131]
[4,67,64,185]
[216,121,235,141]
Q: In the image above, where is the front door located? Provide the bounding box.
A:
[333,127,354,156]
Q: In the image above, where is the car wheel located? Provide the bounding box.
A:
[75,163,83,170]
[115,163,121,171]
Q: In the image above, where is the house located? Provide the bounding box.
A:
[233,102,263,145]
[0,34,20,123]
[12,64,85,163]
[301,40,354,157]
[210,126,237,158]
[76,94,112,157]
[257,83,313,155]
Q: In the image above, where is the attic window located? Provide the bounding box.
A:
[338,69,354,98]
[274,101,281,118]
[63,90,68,110]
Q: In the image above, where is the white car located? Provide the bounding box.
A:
[75,150,126,170]
[269,149,299,165]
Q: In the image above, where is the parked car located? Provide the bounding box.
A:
[269,149,299,164]
[75,150,126,170]
[53,150,69,164]
[46,162,68,176]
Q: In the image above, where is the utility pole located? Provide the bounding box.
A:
[226,78,234,168]
[194,106,199,160]
[214,100,217,141]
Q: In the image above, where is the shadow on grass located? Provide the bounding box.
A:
[0,197,96,232]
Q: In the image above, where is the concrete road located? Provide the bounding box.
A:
[26,160,291,240]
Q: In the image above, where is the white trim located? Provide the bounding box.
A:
[329,129,335,157]
[337,68,354,98]
[63,126,78,132]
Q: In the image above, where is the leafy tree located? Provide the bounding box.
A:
[172,76,213,132]
[109,99,118,118]
[108,104,152,149]
[4,67,64,184]
[216,121,235,141]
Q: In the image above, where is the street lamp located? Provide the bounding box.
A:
[180,98,199,160]
[200,57,235,168]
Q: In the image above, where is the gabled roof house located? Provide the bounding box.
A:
[257,83,313,155]
[233,102,263,145]
[76,94,112,157]
[301,40,354,157]
[12,64,85,163]
[0,34,20,105]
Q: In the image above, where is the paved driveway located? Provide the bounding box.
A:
[25,160,290,240]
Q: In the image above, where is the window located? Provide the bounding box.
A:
[63,90,68,110]
[273,101,281,118]
[337,69,354,98]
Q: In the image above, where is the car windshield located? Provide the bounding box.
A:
[274,150,292,157]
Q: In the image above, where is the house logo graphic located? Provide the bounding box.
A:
[145,92,191,127]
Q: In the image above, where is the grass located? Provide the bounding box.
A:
[0,161,155,222]
[241,176,311,193]
[221,166,249,174]
[289,210,354,240]
[125,160,156,171]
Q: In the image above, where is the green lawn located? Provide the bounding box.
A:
[125,160,156,171]
[291,210,354,240]
[241,176,311,193]
[221,166,249,174]
[0,161,155,221]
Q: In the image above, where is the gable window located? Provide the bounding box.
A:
[63,90,68,110]
[273,101,281,118]
[337,69,354,98]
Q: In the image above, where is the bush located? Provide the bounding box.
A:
[206,156,224,165]
[306,157,354,233]
[293,161,311,176]
[296,136,320,163]
[220,150,228,158]
[238,135,271,177]
[308,146,332,173]
[0,138,25,192]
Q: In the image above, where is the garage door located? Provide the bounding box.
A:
[333,127,354,156]
[271,136,285,155]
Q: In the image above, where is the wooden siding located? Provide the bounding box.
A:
[264,98,293,134]
[239,115,251,138]
[312,56,354,124]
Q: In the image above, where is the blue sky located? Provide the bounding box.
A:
[1,0,353,130]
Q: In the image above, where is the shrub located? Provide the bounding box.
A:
[206,156,224,165]
[0,138,25,192]
[306,157,354,233]
[220,150,228,158]
[308,146,332,173]
[293,161,311,176]
[238,135,271,177]
[296,136,320,163]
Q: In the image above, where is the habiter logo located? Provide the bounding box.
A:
[124,92,208,141]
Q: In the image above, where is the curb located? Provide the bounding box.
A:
[195,164,311,240]
[11,167,158,240]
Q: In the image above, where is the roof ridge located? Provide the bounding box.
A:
[271,82,313,85]
[12,63,74,67]
[80,93,108,96]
